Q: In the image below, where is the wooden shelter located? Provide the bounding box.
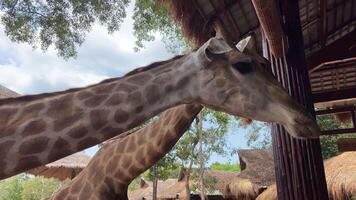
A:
[164,0,356,199]
[224,149,275,200]
[257,151,356,200]
[27,152,91,181]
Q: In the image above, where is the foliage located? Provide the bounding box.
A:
[209,162,240,172]
[0,174,61,200]
[144,152,179,181]
[21,176,61,200]
[132,0,188,53]
[237,118,271,149]
[0,0,129,58]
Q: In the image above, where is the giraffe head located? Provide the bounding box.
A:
[193,36,319,139]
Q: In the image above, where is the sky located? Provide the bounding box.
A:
[0,4,251,165]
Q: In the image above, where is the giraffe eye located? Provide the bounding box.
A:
[232,62,253,74]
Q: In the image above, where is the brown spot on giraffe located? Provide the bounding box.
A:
[66,125,88,139]
[0,108,18,126]
[145,84,160,104]
[76,90,92,100]
[22,119,46,137]
[114,109,129,124]
[48,137,72,161]
[84,94,108,108]
[53,110,83,132]
[100,126,124,140]
[127,91,142,106]
[105,93,125,106]
[116,83,138,93]
[90,109,109,130]
[47,95,74,118]
[15,156,41,172]
[0,140,15,158]
[23,103,45,116]
[19,136,49,155]
[77,137,100,150]
[92,83,116,94]
[127,73,152,85]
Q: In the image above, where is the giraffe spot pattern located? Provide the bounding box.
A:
[0,140,15,158]
[145,84,160,104]
[19,136,50,155]
[116,83,138,93]
[77,91,92,100]
[15,156,41,172]
[77,137,100,150]
[55,187,69,200]
[22,119,46,137]
[128,165,141,177]
[47,95,74,118]
[48,137,72,162]
[70,179,83,195]
[0,108,18,126]
[90,109,109,130]
[100,126,124,140]
[66,125,88,139]
[127,91,142,106]
[92,83,116,94]
[84,94,108,108]
[127,74,152,85]
[53,111,83,132]
[105,93,125,106]
[135,105,144,113]
[126,115,147,130]
[80,183,93,199]
[114,109,129,124]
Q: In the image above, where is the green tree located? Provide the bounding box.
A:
[0,0,185,58]
[209,162,240,172]
[0,174,27,200]
[21,176,61,200]
[0,0,129,58]
[170,108,231,200]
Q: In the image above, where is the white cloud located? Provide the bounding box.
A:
[0,2,173,95]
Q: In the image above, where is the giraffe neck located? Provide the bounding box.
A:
[48,104,203,200]
[0,54,201,179]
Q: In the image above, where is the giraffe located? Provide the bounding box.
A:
[45,103,203,200]
[0,36,320,179]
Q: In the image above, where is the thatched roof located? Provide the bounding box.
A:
[128,178,186,200]
[224,149,275,200]
[204,170,239,193]
[27,152,91,180]
[0,84,19,99]
[255,184,277,200]
[257,151,356,200]
[324,151,356,200]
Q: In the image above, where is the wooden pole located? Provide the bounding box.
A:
[261,0,329,199]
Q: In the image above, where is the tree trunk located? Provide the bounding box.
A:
[197,113,206,200]
[152,165,158,200]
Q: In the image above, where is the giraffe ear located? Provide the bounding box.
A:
[196,37,233,63]
[236,35,258,54]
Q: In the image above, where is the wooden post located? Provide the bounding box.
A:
[262,0,329,199]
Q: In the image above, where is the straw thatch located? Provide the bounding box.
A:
[27,152,91,180]
[161,0,214,47]
[257,152,356,200]
[204,170,239,194]
[255,184,277,200]
[0,84,19,99]
[224,149,275,200]
[324,151,356,200]
[129,178,186,200]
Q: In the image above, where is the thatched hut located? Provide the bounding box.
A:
[224,149,275,200]
[0,84,19,98]
[257,151,356,200]
[28,152,91,180]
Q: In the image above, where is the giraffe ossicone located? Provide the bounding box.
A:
[0,36,319,179]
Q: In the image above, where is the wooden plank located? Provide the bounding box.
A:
[312,88,356,102]
[307,29,356,70]
[337,138,356,152]
[321,128,356,135]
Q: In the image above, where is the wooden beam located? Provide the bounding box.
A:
[312,88,356,103]
[315,105,356,115]
[337,138,356,152]
[321,128,356,135]
[307,29,356,70]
